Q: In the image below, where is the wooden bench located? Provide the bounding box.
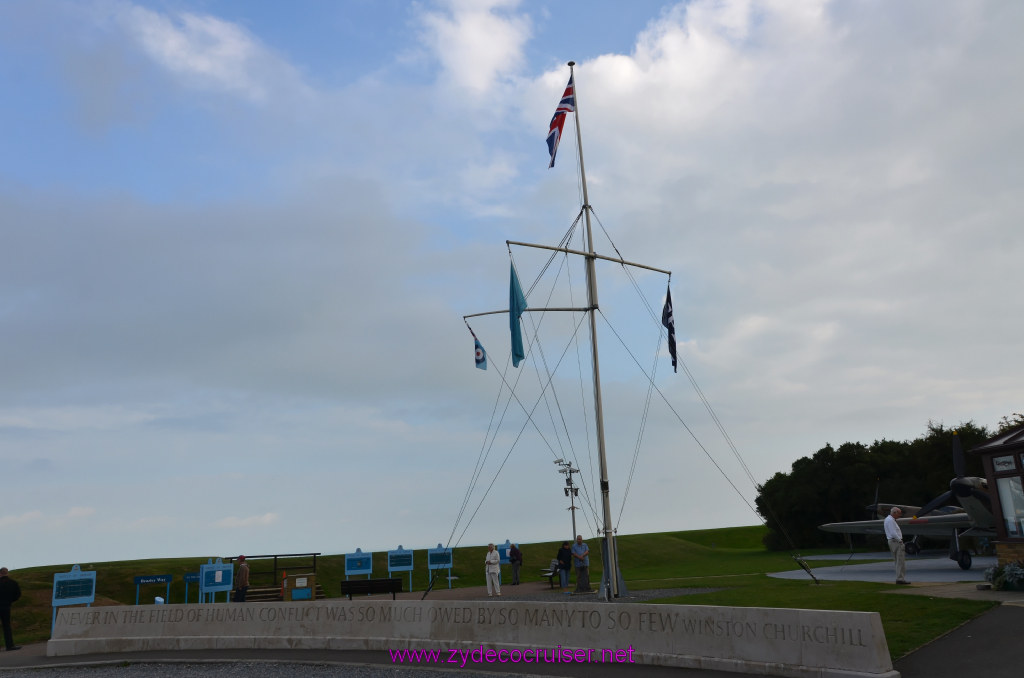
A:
[540,559,561,589]
[340,577,403,600]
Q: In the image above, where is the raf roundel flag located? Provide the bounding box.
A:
[546,74,575,168]
[474,338,487,370]
[469,327,487,370]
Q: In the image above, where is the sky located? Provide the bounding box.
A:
[1,0,1021,571]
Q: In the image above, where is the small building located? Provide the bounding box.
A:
[970,424,1024,565]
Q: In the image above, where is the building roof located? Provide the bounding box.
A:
[970,424,1024,455]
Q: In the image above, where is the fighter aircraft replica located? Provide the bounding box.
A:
[818,433,996,570]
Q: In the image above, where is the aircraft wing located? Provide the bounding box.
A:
[818,512,993,538]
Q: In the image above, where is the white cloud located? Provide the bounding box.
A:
[0,510,43,528]
[0,406,156,431]
[114,2,312,104]
[215,513,280,529]
[417,0,531,96]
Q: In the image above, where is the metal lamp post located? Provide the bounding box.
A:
[554,459,580,538]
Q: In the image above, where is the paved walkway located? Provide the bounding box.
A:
[770,551,996,584]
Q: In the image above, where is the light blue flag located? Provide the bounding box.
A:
[474,338,487,370]
[468,326,487,370]
[509,264,528,367]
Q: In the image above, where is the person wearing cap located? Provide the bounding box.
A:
[0,567,21,651]
[233,556,250,602]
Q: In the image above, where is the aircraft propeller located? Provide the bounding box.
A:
[916,433,988,517]
[866,479,880,519]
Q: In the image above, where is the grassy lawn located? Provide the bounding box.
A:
[7,525,995,660]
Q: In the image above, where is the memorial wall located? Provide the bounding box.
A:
[49,599,898,678]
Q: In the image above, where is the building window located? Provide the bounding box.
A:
[993,455,1017,473]
[996,476,1024,538]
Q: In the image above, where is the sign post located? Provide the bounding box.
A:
[134,574,172,605]
[183,572,200,603]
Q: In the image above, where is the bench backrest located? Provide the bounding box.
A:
[340,578,403,594]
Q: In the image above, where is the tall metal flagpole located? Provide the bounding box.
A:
[567,60,620,599]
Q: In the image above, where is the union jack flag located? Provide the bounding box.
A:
[546,74,575,168]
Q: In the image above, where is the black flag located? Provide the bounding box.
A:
[662,287,677,373]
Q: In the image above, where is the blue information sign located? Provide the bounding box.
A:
[498,539,512,565]
[53,565,96,606]
[427,544,452,569]
[134,574,172,605]
[199,558,233,603]
[427,544,454,589]
[345,548,372,578]
[52,565,97,632]
[387,545,414,591]
[183,572,200,604]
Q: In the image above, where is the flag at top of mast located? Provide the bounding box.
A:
[546,72,576,168]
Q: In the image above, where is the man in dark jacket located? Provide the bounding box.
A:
[556,541,572,592]
[0,567,21,651]
[508,544,523,585]
[233,556,250,602]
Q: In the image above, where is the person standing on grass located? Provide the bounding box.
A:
[484,543,501,596]
[233,556,250,602]
[0,567,21,651]
[509,543,523,585]
[884,507,910,585]
[571,535,591,593]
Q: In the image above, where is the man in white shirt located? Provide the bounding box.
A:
[884,507,910,584]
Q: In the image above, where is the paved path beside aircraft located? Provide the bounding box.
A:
[770,551,996,583]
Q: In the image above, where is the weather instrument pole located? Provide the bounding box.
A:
[555,459,581,539]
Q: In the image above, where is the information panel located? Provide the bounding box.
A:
[427,544,452,569]
[344,548,372,578]
[52,564,97,632]
[387,546,414,571]
[134,574,172,605]
[199,558,233,602]
[183,572,200,604]
[52,565,96,607]
[388,545,414,592]
[427,543,455,589]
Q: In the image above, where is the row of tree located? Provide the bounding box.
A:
[755,414,1022,551]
